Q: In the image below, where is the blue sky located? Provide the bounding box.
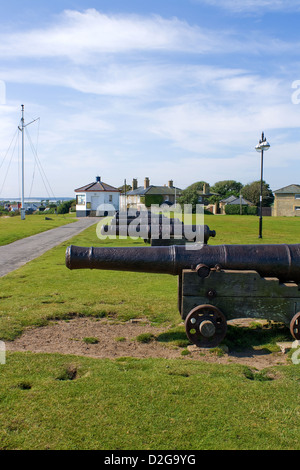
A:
[0,0,300,197]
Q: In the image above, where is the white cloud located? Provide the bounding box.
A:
[0,7,296,66]
[1,8,300,196]
[198,0,300,13]
[0,9,223,62]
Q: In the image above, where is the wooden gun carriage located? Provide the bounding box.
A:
[66,242,300,348]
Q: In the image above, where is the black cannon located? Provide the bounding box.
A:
[66,244,300,348]
[100,223,216,244]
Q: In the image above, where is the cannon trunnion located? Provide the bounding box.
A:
[66,243,300,348]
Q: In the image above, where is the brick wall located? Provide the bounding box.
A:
[273,194,300,216]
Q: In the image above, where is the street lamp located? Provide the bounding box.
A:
[255,132,270,239]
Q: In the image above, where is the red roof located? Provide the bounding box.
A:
[75,181,120,193]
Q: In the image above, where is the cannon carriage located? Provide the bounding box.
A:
[66,238,300,348]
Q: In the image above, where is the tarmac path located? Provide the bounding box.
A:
[0,217,99,278]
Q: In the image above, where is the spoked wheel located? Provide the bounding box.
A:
[290,312,300,340]
[185,304,227,348]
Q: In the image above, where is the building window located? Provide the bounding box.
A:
[109,195,113,202]
[295,195,300,199]
[295,206,300,211]
[76,195,86,206]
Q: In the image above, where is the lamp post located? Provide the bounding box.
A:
[255,132,270,239]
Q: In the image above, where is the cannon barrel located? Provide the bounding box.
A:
[66,244,300,283]
[100,223,215,242]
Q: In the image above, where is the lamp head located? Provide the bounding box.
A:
[255,132,270,152]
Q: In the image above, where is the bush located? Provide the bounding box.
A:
[140,195,164,207]
[247,206,258,215]
[0,209,9,217]
[225,205,257,215]
[57,200,76,214]
[204,208,214,215]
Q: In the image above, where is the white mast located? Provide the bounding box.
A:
[18,105,40,220]
[21,104,25,220]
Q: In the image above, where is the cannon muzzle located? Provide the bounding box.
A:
[66,244,300,283]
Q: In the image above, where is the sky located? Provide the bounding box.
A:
[0,0,300,198]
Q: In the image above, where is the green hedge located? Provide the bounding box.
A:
[140,195,164,207]
[225,205,257,215]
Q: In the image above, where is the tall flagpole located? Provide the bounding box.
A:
[21,105,25,220]
[18,105,40,220]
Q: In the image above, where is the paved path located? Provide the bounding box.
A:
[0,217,99,277]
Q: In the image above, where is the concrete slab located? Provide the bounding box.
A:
[0,217,99,277]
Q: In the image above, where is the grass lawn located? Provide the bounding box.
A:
[205,214,300,245]
[0,213,77,246]
[0,215,299,450]
[0,353,299,450]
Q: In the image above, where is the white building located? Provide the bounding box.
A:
[75,176,120,217]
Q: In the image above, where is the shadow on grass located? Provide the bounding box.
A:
[156,329,190,348]
[224,322,291,352]
[156,322,291,353]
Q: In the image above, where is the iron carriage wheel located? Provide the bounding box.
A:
[290,312,300,340]
[185,304,227,348]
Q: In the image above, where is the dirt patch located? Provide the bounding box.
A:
[6,317,289,369]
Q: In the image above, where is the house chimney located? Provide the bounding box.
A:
[144,177,150,189]
[132,178,138,190]
[203,183,209,195]
[96,176,101,183]
[168,180,173,188]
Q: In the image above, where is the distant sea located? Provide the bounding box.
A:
[0,197,73,203]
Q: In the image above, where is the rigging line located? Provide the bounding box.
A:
[25,127,56,199]
[27,118,38,199]
[28,151,37,199]
[30,128,55,199]
[0,130,19,196]
[0,127,19,172]
[25,126,53,198]
[28,117,40,198]
[25,126,50,198]
[35,117,40,157]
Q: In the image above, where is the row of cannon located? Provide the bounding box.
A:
[66,210,300,348]
[100,210,216,245]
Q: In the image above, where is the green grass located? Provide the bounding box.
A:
[0,353,299,450]
[204,214,300,245]
[0,213,76,246]
[0,215,300,450]
[0,225,177,341]
[0,216,299,342]
[83,337,99,344]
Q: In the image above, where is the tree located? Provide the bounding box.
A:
[185,181,211,205]
[177,188,200,212]
[57,199,76,214]
[241,181,274,207]
[186,181,210,192]
[118,184,132,193]
[209,180,243,203]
